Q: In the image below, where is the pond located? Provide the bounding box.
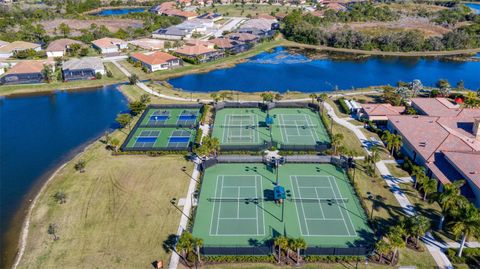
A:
[466,3,480,14]
[168,47,480,92]
[0,85,127,266]
[94,7,145,16]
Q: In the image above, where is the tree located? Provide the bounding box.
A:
[409,79,423,97]
[260,92,274,103]
[387,226,406,265]
[192,237,203,263]
[366,144,381,165]
[317,93,328,113]
[129,74,138,85]
[419,177,437,201]
[69,43,81,56]
[210,93,220,103]
[438,180,469,229]
[128,101,147,116]
[274,93,283,101]
[219,92,231,101]
[140,94,151,104]
[176,232,194,262]
[53,191,67,204]
[406,215,431,248]
[195,136,220,158]
[411,165,424,189]
[331,133,344,155]
[48,223,59,241]
[375,239,392,264]
[42,64,53,83]
[116,113,132,129]
[110,138,120,152]
[309,93,317,103]
[289,238,306,265]
[58,22,71,37]
[274,236,289,264]
[464,91,480,108]
[79,47,89,57]
[382,131,402,156]
[436,79,451,97]
[74,159,86,173]
[448,204,480,257]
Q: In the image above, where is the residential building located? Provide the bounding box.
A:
[210,38,250,54]
[197,13,223,21]
[130,51,182,72]
[185,39,215,49]
[225,32,259,44]
[92,37,128,54]
[0,41,41,59]
[152,19,212,40]
[175,44,222,63]
[46,38,84,58]
[150,2,176,14]
[387,98,480,206]
[163,9,198,20]
[62,57,105,81]
[128,39,165,50]
[0,60,52,85]
[360,103,405,123]
[239,18,278,32]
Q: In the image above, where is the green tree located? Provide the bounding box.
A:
[69,43,81,56]
[129,74,139,85]
[192,237,203,263]
[375,239,392,264]
[411,165,424,189]
[74,159,86,173]
[210,93,220,103]
[48,223,59,241]
[448,204,480,257]
[176,232,194,262]
[289,238,307,265]
[110,138,120,152]
[260,92,274,103]
[382,131,402,156]
[140,94,151,104]
[79,47,89,57]
[331,133,344,155]
[42,64,54,83]
[219,92,231,101]
[387,226,406,265]
[419,177,437,201]
[58,22,71,37]
[309,93,317,103]
[128,101,146,116]
[436,79,451,97]
[195,136,220,158]
[53,191,67,204]
[116,113,132,129]
[317,93,328,113]
[406,215,431,248]
[274,236,289,264]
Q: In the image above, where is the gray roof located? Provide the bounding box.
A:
[154,27,190,37]
[63,57,104,71]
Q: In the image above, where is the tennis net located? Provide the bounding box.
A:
[207,197,262,203]
[288,198,349,203]
[275,124,318,129]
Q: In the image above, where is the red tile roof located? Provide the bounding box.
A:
[411,97,461,117]
[209,38,236,49]
[361,103,405,117]
[175,44,215,56]
[444,151,480,189]
[46,38,84,52]
[5,61,51,74]
[131,51,178,65]
[92,37,126,49]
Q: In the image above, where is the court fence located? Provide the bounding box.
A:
[199,245,370,256]
[278,143,330,152]
[139,104,204,128]
[201,245,272,256]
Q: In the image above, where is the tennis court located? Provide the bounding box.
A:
[270,108,330,146]
[139,107,200,127]
[212,108,270,146]
[123,127,195,150]
[192,163,372,249]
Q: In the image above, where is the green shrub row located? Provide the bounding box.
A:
[446,248,480,265]
[114,150,189,156]
[338,98,350,114]
[218,151,263,155]
[203,255,275,263]
[200,104,209,124]
[195,128,203,147]
[305,255,364,263]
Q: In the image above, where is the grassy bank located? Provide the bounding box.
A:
[16,130,193,268]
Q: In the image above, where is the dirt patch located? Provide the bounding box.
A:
[40,18,143,36]
[330,17,453,37]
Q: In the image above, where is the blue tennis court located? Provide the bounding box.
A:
[168,130,192,148]
[134,130,160,148]
[177,110,198,126]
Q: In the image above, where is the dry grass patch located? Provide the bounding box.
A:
[18,139,193,269]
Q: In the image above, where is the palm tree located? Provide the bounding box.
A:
[48,223,59,241]
[366,145,381,165]
[407,215,431,248]
[210,93,220,103]
[419,177,437,201]
[309,93,317,103]
[110,138,120,152]
[438,180,466,228]
[382,131,402,156]
[176,232,194,263]
[274,236,288,264]
[375,239,392,264]
[448,204,480,257]
[317,93,328,113]
[411,165,424,189]
[193,237,203,263]
[387,228,406,265]
[289,238,306,265]
[331,133,344,155]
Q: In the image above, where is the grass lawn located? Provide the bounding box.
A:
[385,163,410,178]
[199,3,292,17]
[17,131,194,268]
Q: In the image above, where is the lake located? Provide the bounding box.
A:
[168,47,480,92]
[94,7,145,16]
[466,3,480,14]
[0,85,127,267]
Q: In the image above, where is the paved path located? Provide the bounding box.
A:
[168,123,210,269]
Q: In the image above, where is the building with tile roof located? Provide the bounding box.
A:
[0,41,41,58]
[92,37,128,54]
[0,60,52,85]
[174,44,222,63]
[62,57,105,81]
[46,38,84,58]
[128,39,165,50]
[360,103,405,122]
[130,51,181,72]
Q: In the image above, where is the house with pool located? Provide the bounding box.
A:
[62,57,105,81]
[130,51,182,72]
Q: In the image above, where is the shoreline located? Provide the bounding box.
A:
[9,137,101,269]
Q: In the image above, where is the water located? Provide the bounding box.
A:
[466,3,480,14]
[168,47,480,92]
[94,8,145,16]
[0,85,128,267]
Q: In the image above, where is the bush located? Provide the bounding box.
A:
[95,72,102,79]
[194,128,203,147]
[446,248,480,266]
[106,70,113,78]
[203,255,275,263]
[305,255,363,263]
[337,98,350,114]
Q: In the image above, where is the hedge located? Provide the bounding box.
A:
[446,248,480,265]
[203,255,275,263]
[305,255,364,263]
[338,98,350,114]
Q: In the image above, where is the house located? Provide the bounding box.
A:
[150,2,176,14]
[153,27,192,40]
[162,8,198,20]
[185,39,215,49]
[0,60,52,85]
[46,38,84,58]
[177,0,192,7]
[225,32,259,44]
[128,38,165,50]
[360,103,405,123]
[239,18,278,32]
[62,57,105,81]
[197,13,223,21]
[324,2,347,12]
[174,44,222,63]
[92,37,128,54]
[130,51,182,72]
[0,41,41,59]
[386,98,480,206]
[210,38,250,54]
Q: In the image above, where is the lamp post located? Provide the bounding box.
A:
[170,198,191,221]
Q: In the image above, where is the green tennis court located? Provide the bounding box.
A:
[139,107,200,127]
[192,163,372,248]
[123,127,195,150]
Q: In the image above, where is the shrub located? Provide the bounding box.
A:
[95,72,102,79]
[305,255,362,263]
[74,160,86,172]
[337,98,350,114]
[106,70,113,78]
[203,255,275,263]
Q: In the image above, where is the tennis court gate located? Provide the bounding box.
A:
[139,104,204,128]
[213,101,319,112]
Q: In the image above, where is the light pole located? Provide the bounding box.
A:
[170,198,191,221]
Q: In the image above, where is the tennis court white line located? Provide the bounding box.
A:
[314,187,326,219]
[218,217,258,220]
[298,186,331,189]
[327,176,351,236]
[279,114,289,143]
[221,186,256,189]
[304,114,319,143]
[259,175,266,236]
[294,175,311,236]
[215,175,225,235]
[254,175,259,235]
[329,175,358,237]
[289,176,305,236]
[209,176,220,236]
[305,218,346,221]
